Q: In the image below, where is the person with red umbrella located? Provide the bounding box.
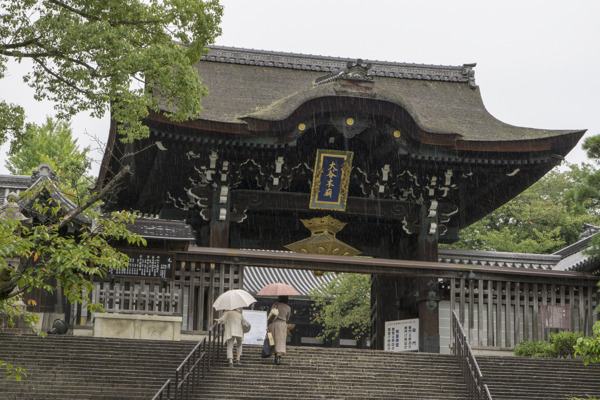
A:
[258,282,300,365]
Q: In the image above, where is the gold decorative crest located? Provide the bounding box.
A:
[284,216,361,257]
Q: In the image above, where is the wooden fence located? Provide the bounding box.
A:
[450,276,598,348]
[87,259,243,331]
[74,247,599,350]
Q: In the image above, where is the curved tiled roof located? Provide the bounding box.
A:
[152,45,584,152]
[0,175,30,206]
[240,80,578,144]
[438,248,561,270]
[0,165,89,225]
[553,227,600,273]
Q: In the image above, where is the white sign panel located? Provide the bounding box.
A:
[384,318,419,352]
[242,310,268,345]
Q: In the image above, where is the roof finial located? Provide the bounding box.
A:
[314,58,373,86]
[342,59,373,81]
[462,63,478,89]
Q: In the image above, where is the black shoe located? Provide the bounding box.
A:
[274,355,281,365]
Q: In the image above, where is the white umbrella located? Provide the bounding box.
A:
[213,289,257,311]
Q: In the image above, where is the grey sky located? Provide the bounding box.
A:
[1,0,598,175]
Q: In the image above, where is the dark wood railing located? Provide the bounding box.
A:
[452,310,493,400]
[152,323,224,400]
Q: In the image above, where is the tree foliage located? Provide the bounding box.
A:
[309,273,370,342]
[0,142,144,380]
[0,360,26,382]
[0,0,223,152]
[5,117,93,203]
[0,177,146,308]
[572,134,600,257]
[448,164,600,253]
[0,0,222,380]
[575,321,600,366]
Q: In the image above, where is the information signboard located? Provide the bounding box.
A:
[540,305,571,338]
[108,252,174,279]
[242,310,268,346]
[384,318,419,352]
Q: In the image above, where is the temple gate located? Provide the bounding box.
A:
[99,46,587,351]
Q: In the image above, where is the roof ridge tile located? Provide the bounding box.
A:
[204,45,473,84]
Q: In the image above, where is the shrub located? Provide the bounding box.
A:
[515,331,584,358]
[550,331,583,358]
[514,340,555,357]
[575,321,600,365]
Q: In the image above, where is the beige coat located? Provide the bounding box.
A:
[268,302,291,355]
[217,310,244,342]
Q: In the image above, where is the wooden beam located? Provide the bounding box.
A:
[177,246,599,284]
[232,190,416,221]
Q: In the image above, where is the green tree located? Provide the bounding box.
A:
[573,135,600,257]
[0,170,145,378]
[0,0,223,153]
[0,0,222,378]
[0,175,146,332]
[574,321,600,366]
[448,164,600,253]
[5,117,93,203]
[309,273,370,342]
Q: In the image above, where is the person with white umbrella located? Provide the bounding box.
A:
[213,289,256,367]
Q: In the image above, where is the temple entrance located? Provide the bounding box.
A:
[99,46,586,352]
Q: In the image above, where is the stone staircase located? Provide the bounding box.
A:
[189,346,468,400]
[0,334,197,400]
[478,355,600,400]
[4,333,600,399]
[0,333,468,400]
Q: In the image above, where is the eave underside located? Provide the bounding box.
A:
[102,118,565,254]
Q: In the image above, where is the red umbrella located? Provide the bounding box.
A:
[257,282,300,296]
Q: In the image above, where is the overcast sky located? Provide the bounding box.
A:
[1,0,598,176]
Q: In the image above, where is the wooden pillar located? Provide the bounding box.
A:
[209,221,229,247]
[209,188,230,248]
[371,274,421,350]
[487,279,494,345]
[514,281,521,345]
[417,201,440,353]
[370,202,440,352]
[371,275,396,350]
[370,233,419,350]
[478,278,484,346]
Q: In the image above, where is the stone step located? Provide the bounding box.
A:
[5,332,600,400]
[184,346,468,400]
[477,355,600,400]
[0,334,193,399]
[1,333,470,400]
